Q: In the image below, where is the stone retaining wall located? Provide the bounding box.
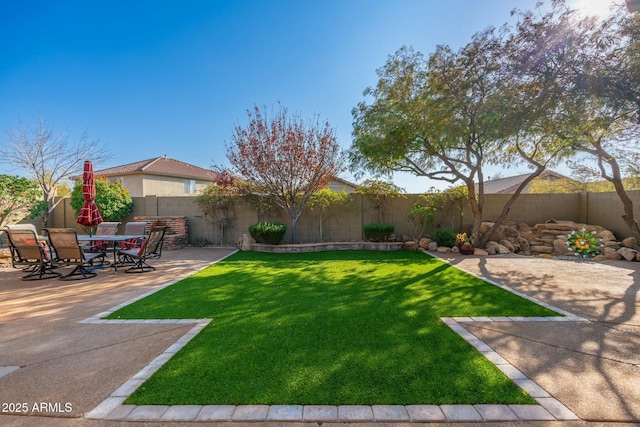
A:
[133,216,189,250]
[250,241,404,253]
[163,234,189,250]
[133,216,189,235]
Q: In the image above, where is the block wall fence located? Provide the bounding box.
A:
[44,190,640,245]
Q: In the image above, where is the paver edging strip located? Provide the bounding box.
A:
[83,249,582,423]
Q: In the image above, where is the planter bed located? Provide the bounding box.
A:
[251,241,404,253]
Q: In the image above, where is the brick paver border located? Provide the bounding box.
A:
[83,251,584,423]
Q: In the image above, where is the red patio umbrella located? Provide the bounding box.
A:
[77,160,103,235]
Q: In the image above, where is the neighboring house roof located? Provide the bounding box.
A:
[483,170,576,194]
[329,176,358,188]
[92,156,217,181]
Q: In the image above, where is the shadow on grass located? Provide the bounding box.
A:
[111,250,556,406]
[442,254,640,421]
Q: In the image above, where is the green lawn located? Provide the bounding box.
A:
[109,250,558,405]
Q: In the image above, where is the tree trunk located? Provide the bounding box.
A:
[594,145,640,250]
[480,166,546,247]
[290,206,304,243]
[608,176,640,250]
[41,199,51,228]
[464,179,483,243]
[469,198,483,242]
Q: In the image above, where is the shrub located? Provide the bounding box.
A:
[70,179,133,222]
[249,222,287,245]
[407,202,436,240]
[363,223,395,242]
[434,228,456,247]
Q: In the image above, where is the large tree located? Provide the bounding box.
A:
[195,171,240,245]
[355,179,405,223]
[1,117,111,226]
[0,175,47,230]
[511,1,640,247]
[225,104,345,242]
[350,28,568,245]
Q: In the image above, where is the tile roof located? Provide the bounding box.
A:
[483,170,575,194]
[93,156,217,181]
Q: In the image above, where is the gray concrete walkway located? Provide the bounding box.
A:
[1,248,639,426]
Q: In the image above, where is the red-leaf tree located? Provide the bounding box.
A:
[226,104,345,242]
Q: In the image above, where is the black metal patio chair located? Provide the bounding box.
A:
[44,228,104,280]
[116,226,166,273]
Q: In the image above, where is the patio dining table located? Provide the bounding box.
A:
[77,234,145,274]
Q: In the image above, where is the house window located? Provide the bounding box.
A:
[184,179,196,194]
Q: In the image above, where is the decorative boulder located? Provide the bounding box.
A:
[427,241,438,251]
[603,241,621,250]
[518,223,532,233]
[485,241,499,255]
[500,239,516,253]
[542,220,577,232]
[498,244,511,254]
[436,246,451,253]
[418,237,432,249]
[621,237,637,249]
[553,239,570,255]
[530,245,553,254]
[239,234,253,251]
[485,241,510,255]
[517,236,531,254]
[605,252,622,261]
[473,248,489,256]
[618,247,638,261]
[403,241,419,251]
[597,230,617,242]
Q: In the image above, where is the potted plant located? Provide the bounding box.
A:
[456,232,475,255]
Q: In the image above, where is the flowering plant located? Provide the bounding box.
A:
[456,232,474,245]
[566,228,602,258]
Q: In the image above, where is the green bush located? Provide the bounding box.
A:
[249,222,287,245]
[434,228,456,247]
[363,223,395,242]
[70,179,133,222]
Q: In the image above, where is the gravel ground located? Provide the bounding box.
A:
[431,251,640,422]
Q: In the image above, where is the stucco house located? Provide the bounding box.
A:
[92,156,218,197]
[325,176,358,194]
[90,156,357,197]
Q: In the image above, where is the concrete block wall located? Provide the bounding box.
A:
[587,190,640,239]
[47,190,640,245]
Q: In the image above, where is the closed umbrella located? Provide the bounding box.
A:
[77,160,103,235]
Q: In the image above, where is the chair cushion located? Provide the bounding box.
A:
[137,241,147,256]
[120,238,139,249]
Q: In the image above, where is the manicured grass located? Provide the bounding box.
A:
[109,250,558,405]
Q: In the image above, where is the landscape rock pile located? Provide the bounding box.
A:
[415,219,639,262]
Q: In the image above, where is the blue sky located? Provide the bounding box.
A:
[0,0,617,192]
